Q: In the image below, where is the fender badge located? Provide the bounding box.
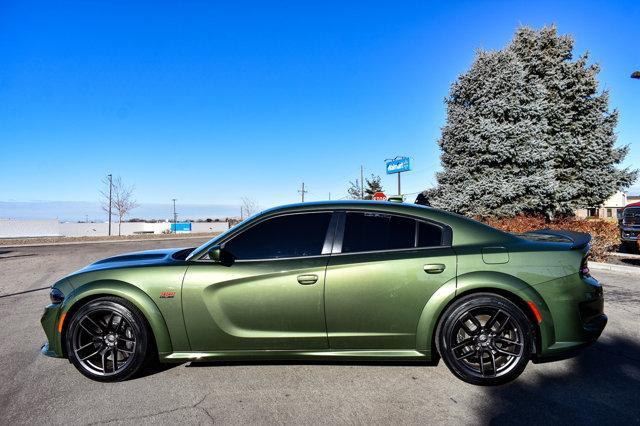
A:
[160,291,176,299]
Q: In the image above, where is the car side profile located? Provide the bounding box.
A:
[41,200,606,385]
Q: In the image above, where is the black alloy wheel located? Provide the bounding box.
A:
[65,297,150,382]
[437,293,533,385]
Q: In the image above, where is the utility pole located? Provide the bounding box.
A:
[328,192,331,200]
[360,165,364,199]
[172,199,177,233]
[107,174,113,236]
[298,182,308,202]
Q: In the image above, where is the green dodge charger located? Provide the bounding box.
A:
[41,200,606,385]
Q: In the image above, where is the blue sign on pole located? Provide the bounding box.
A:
[170,223,192,233]
[385,157,411,174]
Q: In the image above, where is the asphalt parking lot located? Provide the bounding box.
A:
[1,239,639,425]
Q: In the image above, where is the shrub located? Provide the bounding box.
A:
[481,215,619,261]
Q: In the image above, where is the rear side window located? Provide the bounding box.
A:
[418,221,443,247]
[224,213,332,260]
[342,212,416,253]
[341,212,444,253]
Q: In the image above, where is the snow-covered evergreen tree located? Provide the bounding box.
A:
[428,26,636,218]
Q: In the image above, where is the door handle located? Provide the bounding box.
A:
[297,274,318,285]
[423,264,446,274]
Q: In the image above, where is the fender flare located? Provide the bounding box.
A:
[58,280,173,355]
[416,271,555,355]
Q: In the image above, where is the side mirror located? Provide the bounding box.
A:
[207,245,222,262]
[207,245,234,266]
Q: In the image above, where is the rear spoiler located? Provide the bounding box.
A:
[525,229,592,250]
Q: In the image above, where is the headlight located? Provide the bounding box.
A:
[49,287,65,304]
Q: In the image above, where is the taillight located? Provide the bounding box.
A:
[580,256,590,278]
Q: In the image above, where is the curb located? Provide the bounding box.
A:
[0,234,217,249]
[589,261,640,275]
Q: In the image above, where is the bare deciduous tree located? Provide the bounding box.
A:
[240,197,260,219]
[100,175,139,236]
[347,179,361,199]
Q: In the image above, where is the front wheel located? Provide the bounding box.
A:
[436,293,533,385]
[65,296,151,382]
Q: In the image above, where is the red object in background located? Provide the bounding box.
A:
[372,192,387,201]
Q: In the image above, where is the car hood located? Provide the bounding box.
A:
[78,247,192,273]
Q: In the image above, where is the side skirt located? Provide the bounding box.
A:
[160,349,430,363]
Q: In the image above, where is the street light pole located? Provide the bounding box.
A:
[298,182,308,202]
[108,174,113,236]
[172,198,177,233]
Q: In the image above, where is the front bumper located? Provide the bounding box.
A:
[40,303,65,358]
[620,227,640,242]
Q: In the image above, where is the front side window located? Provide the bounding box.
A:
[223,212,332,260]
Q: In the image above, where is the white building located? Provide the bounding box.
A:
[575,191,636,220]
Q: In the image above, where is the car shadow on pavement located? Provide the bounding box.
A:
[479,335,640,424]
[137,359,183,379]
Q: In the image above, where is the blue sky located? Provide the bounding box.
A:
[1,0,639,220]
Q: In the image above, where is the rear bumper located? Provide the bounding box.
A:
[533,313,606,363]
[533,274,607,358]
[582,313,607,339]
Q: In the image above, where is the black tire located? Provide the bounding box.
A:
[436,293,533,386]
[65,296,151,382]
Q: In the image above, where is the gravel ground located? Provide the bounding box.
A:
[0,239,639,425]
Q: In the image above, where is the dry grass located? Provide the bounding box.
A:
[481,216,619,261]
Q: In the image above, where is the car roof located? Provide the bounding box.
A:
[260,200,433,215]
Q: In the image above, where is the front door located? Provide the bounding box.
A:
[325,211,456,349]
[182,212,334,351]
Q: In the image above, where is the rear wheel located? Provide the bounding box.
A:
[65,296,150,382]
[436,293,532,385]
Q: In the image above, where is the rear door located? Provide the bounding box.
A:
[325,211,456,349]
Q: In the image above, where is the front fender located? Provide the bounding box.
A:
[57,280,173,356]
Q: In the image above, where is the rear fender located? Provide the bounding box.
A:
[455,271,555,353]
[415,277,457,355]
[416,271,555,357]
